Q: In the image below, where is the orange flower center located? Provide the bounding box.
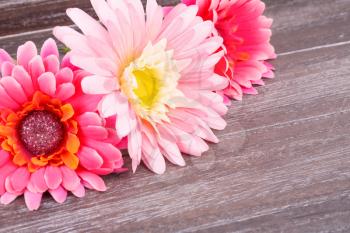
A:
[0,92,80,172]
[18,110,65,156]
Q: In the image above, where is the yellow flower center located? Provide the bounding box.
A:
[120,40,186,124]
[132,67,161,109]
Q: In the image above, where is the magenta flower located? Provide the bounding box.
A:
[0,39,124,210]
[181,0,276,102]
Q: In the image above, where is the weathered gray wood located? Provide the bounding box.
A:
[1,0,350,55]
[1,0,350,233]
[266,0,350,53]
[0,0,180,36]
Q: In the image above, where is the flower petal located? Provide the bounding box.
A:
[40,38,59,59]
[10,167,30,192]
[78,146,103,170]
[81,75,118,95]
[78,171,106,191]
[60,166,80,191]
[0,192,18,205]
[44,166,62,190]
[24,190,42,211]
[17,41,38,70]
[30,168,48,193]
[71,183,85,198]
[66,133,80,154]
[38,72,56,96]
[61,151,79,170]
[49,185,67,204]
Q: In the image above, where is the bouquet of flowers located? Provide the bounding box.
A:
[0,0,275,210]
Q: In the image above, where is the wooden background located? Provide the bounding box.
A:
[1,0,350,232]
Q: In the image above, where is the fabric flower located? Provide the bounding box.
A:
[0,39,124,210]
[180,0,276,102]
[54,0,228,174]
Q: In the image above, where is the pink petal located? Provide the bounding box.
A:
[80,126,108,140]
[0,192,18,205]
[61,53,79,71]
[71,55,116,76]
[0,76,28,104]
[76,112,103,126]
[10,167,30,192]
[24,190,42,211]
[1,61,14,77]
[60,166,80,191]
[40,38,59,58]
[84,139,123,163]
[55,83,75,101]
[28,55,45,83]
[98,92,119,118]
[71,183,85,198]
[30,168,48,193]
[44,166,62,190]
[69,94,102,113]
[0,84,20,109]
[100,93,135,137]
[157,136,186,167]
[66,8,110,44]
[78,146,104,170]
[44,55,60,74]
[38,72,56,96]
[0,150,10,167]
[128,127,142,172]
[49,185,67,204]
[17,41,38,70]
[141,135,166,174]
[0,161,17,195]
[55,67,73,84]
[11,65,34,96]
[169,125,209,157]
[78,171,106,191]
[0,49,13,67]
[81,75,118,95]
[242,87,258,95]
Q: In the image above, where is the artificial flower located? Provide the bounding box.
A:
[180,0,276,102]
[0,39,124,210]
[54,0,228,174]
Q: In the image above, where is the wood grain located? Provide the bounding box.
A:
[0,0,180,36]
[1,0,349,55]
[1,0,350,232]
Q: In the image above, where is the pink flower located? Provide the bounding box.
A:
[0,39,124,210]
[181,0,276,102]
[54,0,228,174]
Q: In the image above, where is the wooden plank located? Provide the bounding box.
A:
[266,0,350,53]
[0,0,179,36]
[1,33,350,233]
[1,0,350,232]
[0,0,349,55]
[0,0,94,36]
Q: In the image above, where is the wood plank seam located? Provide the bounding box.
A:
[2,26,350,58]
[278,40,350,57]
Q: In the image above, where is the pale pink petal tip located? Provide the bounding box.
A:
[24,191,43,211]
[40,38,59,58]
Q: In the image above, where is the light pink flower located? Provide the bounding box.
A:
[54,0,228,174]
[181,0,276,102]
[0,39,124,210]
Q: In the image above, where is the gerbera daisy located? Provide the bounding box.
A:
[54,0,228,174]
[0,39,124,210]
[179,0,276,102]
